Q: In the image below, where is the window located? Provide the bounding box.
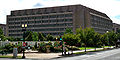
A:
[65,14,72,17]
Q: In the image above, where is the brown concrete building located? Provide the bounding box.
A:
[0,24,6,36]
[7,4,113,38]
[113,23,120,33]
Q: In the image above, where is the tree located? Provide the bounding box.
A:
[25,31,39,41]
[6,37,15,41]
[100,34,106,49]
[0,28,3,35]
[76,27,97,52]
[32,32,39,41]
[0,28,6,41]
[62,33,80,46]
[107,31,118,47]
[46,34,54,41]
[93,33,101,51]
[64,28,73,34]
[38,32,47,41]
[25,31,33,41]
[84,28,95,47]
[63,28,80,46]
[76,27,87,52]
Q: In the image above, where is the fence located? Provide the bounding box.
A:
[0,41,58,47]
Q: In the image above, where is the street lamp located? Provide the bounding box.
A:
[56,37,57,42]
[0,38,1,47]
[60,36,64,55]
[21,24,27,59]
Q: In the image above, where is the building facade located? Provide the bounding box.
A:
[7,4,113,38]
[113,23,120,33]
[0,24,6,36]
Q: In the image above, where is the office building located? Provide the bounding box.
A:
[113,23,120,33]
[0,24,6,36]
[7,4,113,38]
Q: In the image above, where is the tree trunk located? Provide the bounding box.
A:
[85,44,86,52]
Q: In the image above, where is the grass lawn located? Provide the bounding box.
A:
[79,46,113,50]
[73,52,86,55]
[0,55,22,59]
[103,46,112,47]
[79,47,95,50]
[74,48,108,55]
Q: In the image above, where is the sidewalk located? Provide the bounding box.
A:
[6,50,62,59]
[2,47,114,59]
[68,47,114,54]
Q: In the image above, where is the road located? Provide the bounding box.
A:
[52,48,120,60]
[0,48,120,60]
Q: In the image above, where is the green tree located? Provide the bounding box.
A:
[64,28,73,34]
[25,31,33,41]
[0,28,6,41]
[100,34,107,49]
[0,28,3,35]
[85,28,95,47]
[76,27,87,52]
[6,37,14,41]
[63,28,80,46]
[62,33,80,46]
[46,34,54,41]
[38,32,47,41]
[32,32,39,41]
[93,33,101,51]
[107,31,118,47]
[76,27,97,52]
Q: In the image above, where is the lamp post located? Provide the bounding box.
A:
[56,37,57,42]
[60,36,63,55]
[0,38,1,47]
[21,24,27,59]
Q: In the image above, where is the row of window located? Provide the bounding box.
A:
[9,23,73,29]
[91,15,112,24]
[8,14,73,21]
[9,32,65,36]
[91,24,112,30]
[44,32,64,35]
[8,19,73,24]
[9,27,73,32]
[93,28,109,34]
[28,23,73,28]
[91,22,112,28]
[91,15,113,31]
[91,20,112,26]
[92,26,111,31]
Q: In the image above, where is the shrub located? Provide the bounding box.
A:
[2,43,14,53]
[37,41,63,53]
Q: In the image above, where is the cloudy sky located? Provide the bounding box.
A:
[0,0,120,24]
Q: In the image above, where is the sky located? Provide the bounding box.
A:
[0,0,120,24]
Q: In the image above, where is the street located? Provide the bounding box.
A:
[0,48,120,60]
[52,48,120,60]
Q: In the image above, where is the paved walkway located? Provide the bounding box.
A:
[2,47,114,59]
[7,50,62,59]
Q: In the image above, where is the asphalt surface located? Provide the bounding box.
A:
[0,48,120,60]
[99,51,120,60]
[52,48,120,60]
